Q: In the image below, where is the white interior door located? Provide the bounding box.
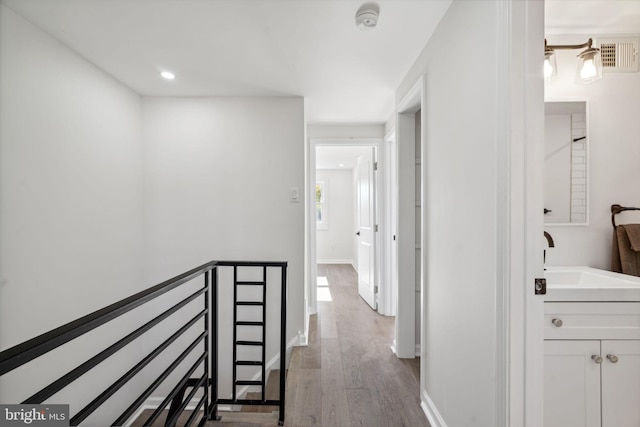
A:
[357,148,376,309]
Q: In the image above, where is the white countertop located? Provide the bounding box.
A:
[544,266,640,302]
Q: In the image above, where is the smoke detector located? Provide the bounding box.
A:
[355,3,380,31]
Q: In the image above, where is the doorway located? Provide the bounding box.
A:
[308,139,385,317]
[394,78,424,363]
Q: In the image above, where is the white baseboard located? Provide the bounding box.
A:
[317,259,354,265]
[421,390,447,427]
[298,326,309,346]
[390,341,420,358]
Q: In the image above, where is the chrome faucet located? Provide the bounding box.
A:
[544,231,555,267]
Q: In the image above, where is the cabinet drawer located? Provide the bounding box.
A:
[544,302,640,339]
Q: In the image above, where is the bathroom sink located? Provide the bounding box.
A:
[544,266,640,301]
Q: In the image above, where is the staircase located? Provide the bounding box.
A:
[241,370,284,413]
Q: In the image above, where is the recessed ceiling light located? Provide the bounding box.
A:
[339,163,345,167]
[160,71,175,80]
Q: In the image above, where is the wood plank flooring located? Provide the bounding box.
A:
[135,264,429,427]
[218,264,429,427]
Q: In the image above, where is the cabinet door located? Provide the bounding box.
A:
[544,340,601,427]
[601,340,640,427]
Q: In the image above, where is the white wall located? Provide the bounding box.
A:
[142,97,305,395]
[545,35,640,268]
[316,169,355,264]
[307,124,384,139]
[0,4,145,422]
[394,1,506,425]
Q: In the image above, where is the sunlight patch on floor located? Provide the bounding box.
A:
[317,276,329,287]
[317,286,333,301]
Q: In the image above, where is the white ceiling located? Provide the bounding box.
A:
[546,0,640,34]
[4,0,637,126]
[1,0,453,124]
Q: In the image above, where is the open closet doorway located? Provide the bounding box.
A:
[308,139,387,315]
[394,77,424,383]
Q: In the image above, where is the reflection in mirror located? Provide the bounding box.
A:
[544,101,588,225]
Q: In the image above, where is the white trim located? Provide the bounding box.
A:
[307,138,319,317]
[307,138,386,323]
[395,76,422,360]
[504,1,545,426]
[126,406,150,427]
[351,261,358,273]
[397,77,424,113]
[381,127,397,316]
[495,2,510,426]
[298,329,308,346]
[316,259,354,265]
[420,391,448,427]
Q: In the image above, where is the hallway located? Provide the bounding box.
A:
[281,263,428,426]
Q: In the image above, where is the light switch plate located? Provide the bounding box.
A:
[289,187,299,203]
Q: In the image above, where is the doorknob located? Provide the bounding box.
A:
[355,231,361,236]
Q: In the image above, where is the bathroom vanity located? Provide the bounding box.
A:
[543,267,640,427]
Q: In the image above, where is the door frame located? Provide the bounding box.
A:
[507,1,545,425]
[382,127,397,317]
[394,77,423,359]
[307,138,385,317]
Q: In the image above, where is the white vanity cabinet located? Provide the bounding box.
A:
[543,302,640,427]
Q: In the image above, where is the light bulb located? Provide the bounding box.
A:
[544,59,554,79]
[580,59,597,79]
[160,71,175,80]
[575,46,602,84]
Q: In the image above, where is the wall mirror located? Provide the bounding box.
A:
[544,101,588,225]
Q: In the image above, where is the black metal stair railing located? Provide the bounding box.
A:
[0,260,288,426]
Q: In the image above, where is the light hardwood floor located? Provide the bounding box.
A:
[220,264,428,427]
[136,264,429,427]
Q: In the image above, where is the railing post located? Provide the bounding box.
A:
[203,269,210,423]
[209,266,221,421]
[278,264,287,426]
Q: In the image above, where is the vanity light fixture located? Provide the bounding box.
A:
[160,71,176,80]
[355,2,380,31]
[545,38,603,84]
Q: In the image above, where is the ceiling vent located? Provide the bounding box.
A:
[596,37,639,72]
